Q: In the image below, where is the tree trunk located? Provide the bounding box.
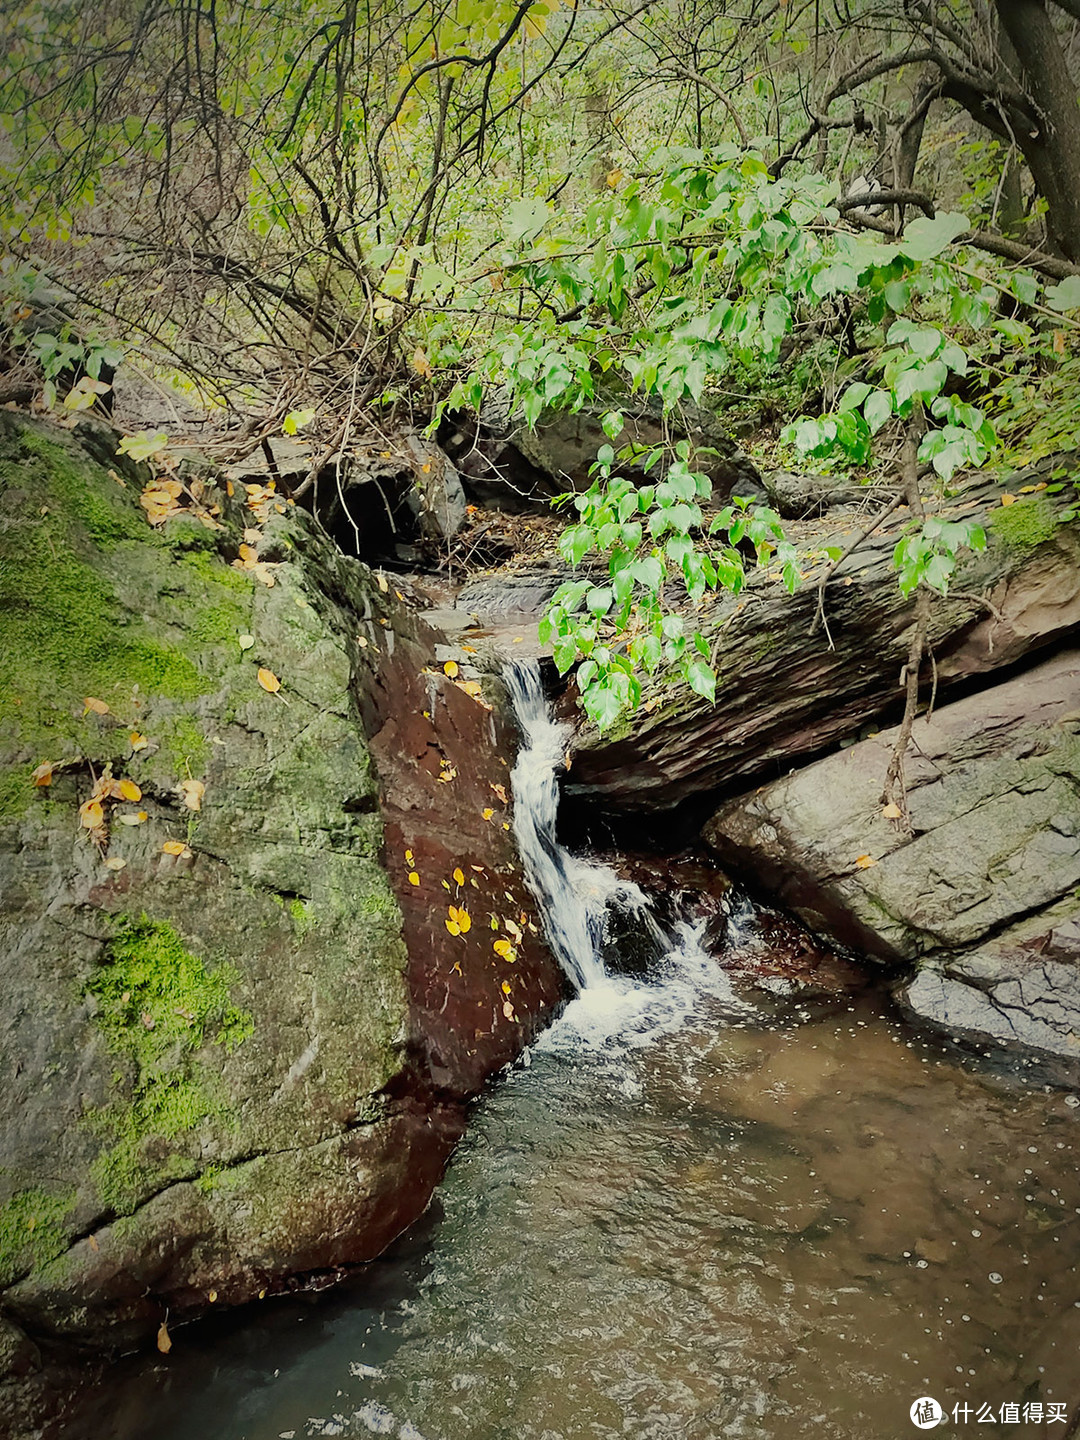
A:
[994,0,1080,260]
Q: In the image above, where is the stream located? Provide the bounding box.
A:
[67,663,1080,1440]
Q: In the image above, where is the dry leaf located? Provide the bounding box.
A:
[179,779,205,811]
[257,667,281,693]
[377,573,389,593]
[1000,493,1016,506]
[238,635,255,651]
[443,660,459,678]
[854,853,876,869]
[881,802,903,819]
[156,1321,172,1354]
[445,916,460,936]
[83,697,110,715]
[79,799,105,830]
[490,782,508,804]
[117,810,148,826]
[412,346,433,378]
[482,807,494,821]
[502,1000,516,1020]
[129,731,148,751]
[103,856,127,871]
[119,778,142,802]
[31,762,53,787]
[162,840,192,857]
[453,867,465,886]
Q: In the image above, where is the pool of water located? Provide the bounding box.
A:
[69,983,1080,1440]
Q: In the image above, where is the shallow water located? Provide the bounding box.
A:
[77,985,1080,1440]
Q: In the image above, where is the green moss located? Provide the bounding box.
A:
[0,1185,77,1287]
[989,495,1060,550]
[84,915,253,1214]
[18,430,145,548]
[288,897,315,936]
[180,550,253,596]
[190,600,249,646]
[0,430,212,820]
[159,715,211,776]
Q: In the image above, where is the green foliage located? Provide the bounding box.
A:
[539,437,796,724]
[0,1185,77,1287]
[85,915,253,1214]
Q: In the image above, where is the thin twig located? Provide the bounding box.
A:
[811,490,905,645]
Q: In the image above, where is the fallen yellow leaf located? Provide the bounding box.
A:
[1000,493,1016,506]
[408,871,420,886]
[103,856,127,871]
[156,1321,172,1354]
[257,667,281,693]
[445,917,461,936]
[162,840,191,857]
[119,778,142,802]
[130,731,148,751]
[854,853,876,869]
[117,810,148,826]
[453,867,465,886]
[443,660,459,678]
[179,779,205,811]
[84,697,109,715]
[31,762,53,787]
[79,799,104,830]
[881,802,903,819]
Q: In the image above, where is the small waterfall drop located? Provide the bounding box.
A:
[504,658,658,992]
[504,658,752,1049]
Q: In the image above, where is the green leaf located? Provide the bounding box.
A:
[505,198,551,244]
[117,429,169,461]
[1046,275,1080,313]
[864,389,893,434]
[683,658,716,701]
[899,211,970,262]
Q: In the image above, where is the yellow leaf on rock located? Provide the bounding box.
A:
[377,573,389,593]
[408,871,420,886]
[119,779,142,802]
[882,802,903,819]
[854,853,877,869]
[482,807,494,820]
[238,635,255,651]
[453,867,465,886]
[104,856,127,871]
[117,810,148,826]
[443,660,459,678]
[445,917,461,936]
[257,667,281,693]
[157,1321,172,1354]
[411,347,433,378]
[130,731,148,751]
[1000,493,1016,506]
[180,779,205,811]
[79,799,104,829]
[162,840,190,857]
[31,762,53,787]
[84,697,109,715]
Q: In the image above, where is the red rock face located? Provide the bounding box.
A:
[361,611,568,1099]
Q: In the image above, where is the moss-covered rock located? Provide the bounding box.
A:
[0,413,563,1433]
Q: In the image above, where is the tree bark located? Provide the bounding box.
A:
[993,0,1080,260]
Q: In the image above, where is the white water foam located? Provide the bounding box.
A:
[505,659,754,1053]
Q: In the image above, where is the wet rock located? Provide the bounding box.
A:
[704,649,1080,1079]
[570,471,1080,812]
[0,413,562,1432]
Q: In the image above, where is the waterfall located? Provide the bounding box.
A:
[504,658,659,992]
[504,658,755,1049]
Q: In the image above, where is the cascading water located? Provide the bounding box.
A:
[504,657,751,1046]
[504,657,660,992]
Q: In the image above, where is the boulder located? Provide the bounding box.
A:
[0,415,562,1432]
[703,650,1080,1081]
[569,471,1080,812]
